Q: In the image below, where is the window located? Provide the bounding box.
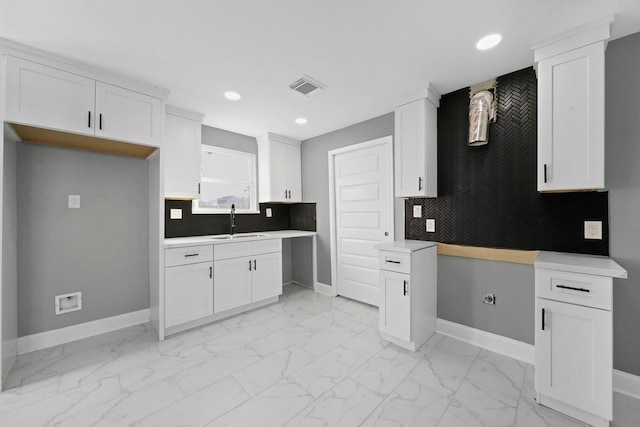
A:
[193,145,258,214]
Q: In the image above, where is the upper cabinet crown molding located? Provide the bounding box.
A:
[0,37,169,100]
[533,17,612,192]
[257,132,302,203]
[394,84,440,198]
[164,106,204,199]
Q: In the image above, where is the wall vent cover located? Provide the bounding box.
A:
[289,74,326,97]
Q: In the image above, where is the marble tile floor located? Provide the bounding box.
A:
[2,283,639,426]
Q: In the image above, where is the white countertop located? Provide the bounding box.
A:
[164,230,317,249]
[535,251,627,279]
[374,240,438,253]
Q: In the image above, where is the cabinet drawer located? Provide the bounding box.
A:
[536,268,612,310]
[379,251,411,274]
[214,241,251,260]
[252,238,282,255]
[165,245,213,267]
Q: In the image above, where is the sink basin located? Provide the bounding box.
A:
[210,233,268,240]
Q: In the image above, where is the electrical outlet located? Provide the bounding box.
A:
[68,195,80,209]
[584,221,602,240]
[483,293,496,305]
[413,205,422,218]
[426,219,436,233]
[170,208,182,220]
[266,208,273,218]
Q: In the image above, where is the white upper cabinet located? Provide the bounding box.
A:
[5,56,96,136]
[94,82,162,147]
[164,106,204,199]
[394,85,439,198]
[4,55,163,148]
[258,133,302,202]
[534,17,612,192]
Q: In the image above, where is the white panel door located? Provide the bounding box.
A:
[213,257,252,313]
[395,99,425,197]
[270,140,289,201]
[164,113,201,199]
[379,270,410,340]
[165,262,213,328]
[95,81,161,147]
[535,298,612,419]
[333,138,393,305]
[286,143,302,202]
[251,252,283,302]
[4,56,96,135]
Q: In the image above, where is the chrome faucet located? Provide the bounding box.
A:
[230,204,236,235]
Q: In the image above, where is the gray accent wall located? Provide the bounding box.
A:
[605,31,640,376]
[301,113,402,285]
[17,143,150,336]
[438,256,535,344]
[202,125,257,154]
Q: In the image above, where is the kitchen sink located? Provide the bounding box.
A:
[210,233,268,240]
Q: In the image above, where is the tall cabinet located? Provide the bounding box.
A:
[394,85,439,198]
[533,16,612,192]
[534,251,626,427]
[257,132,302,202]
[164,106,203,199]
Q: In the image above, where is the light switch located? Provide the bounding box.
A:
[426,219,436,233]
[413,205,422,218]
[68,195,80,209]
[170,208,183,220]
[266,208,273,218]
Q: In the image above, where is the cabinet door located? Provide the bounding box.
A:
[285,143,302,202]
[165,262,213,328]
[251,252,283,302]
[164,114,201,199]
[95,82,162,147]
[213,257,252,313]
[379,270,411,341]
[535,298,612,419]
[537,42,605,191]
[5,56,95,136]
[269,140,289,202]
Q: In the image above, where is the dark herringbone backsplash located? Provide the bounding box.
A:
[405,67,609,255]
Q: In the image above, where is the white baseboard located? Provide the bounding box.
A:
[436,318,535,365]
[17,309,150,355]
[314,281,335,296]
[614,369,640,399]
[436,318,640,398]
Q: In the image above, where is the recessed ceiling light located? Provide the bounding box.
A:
[476,34,502,50]
[295,117,308,125]
[224,91,241,101]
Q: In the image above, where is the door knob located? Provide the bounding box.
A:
[384,232,389,237]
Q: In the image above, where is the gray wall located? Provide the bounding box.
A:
[438,256,535,344]
[17,143,150,336]
[2,133,18,380]
[606,31,640,376]
[301,113,403,285]
[202,125,257,154]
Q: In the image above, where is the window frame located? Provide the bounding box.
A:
[192,145,259,214]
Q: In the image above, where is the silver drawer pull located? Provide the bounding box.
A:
[556,284,590,293]
[385,259,401,264]
[184,253,199,258]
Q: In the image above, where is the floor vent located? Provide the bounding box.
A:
[289,74,326,97]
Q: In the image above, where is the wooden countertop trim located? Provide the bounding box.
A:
[437,243,538,265]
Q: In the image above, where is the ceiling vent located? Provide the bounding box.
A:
[289,74,326,97]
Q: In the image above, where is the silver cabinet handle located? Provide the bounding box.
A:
[418,177,423,191]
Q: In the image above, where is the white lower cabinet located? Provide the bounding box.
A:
[164,245,214,328]
[213,239,282,314]
[376,240,437,351]
[534,251,627,427]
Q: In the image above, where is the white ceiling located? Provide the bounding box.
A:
[1,1,640,141]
